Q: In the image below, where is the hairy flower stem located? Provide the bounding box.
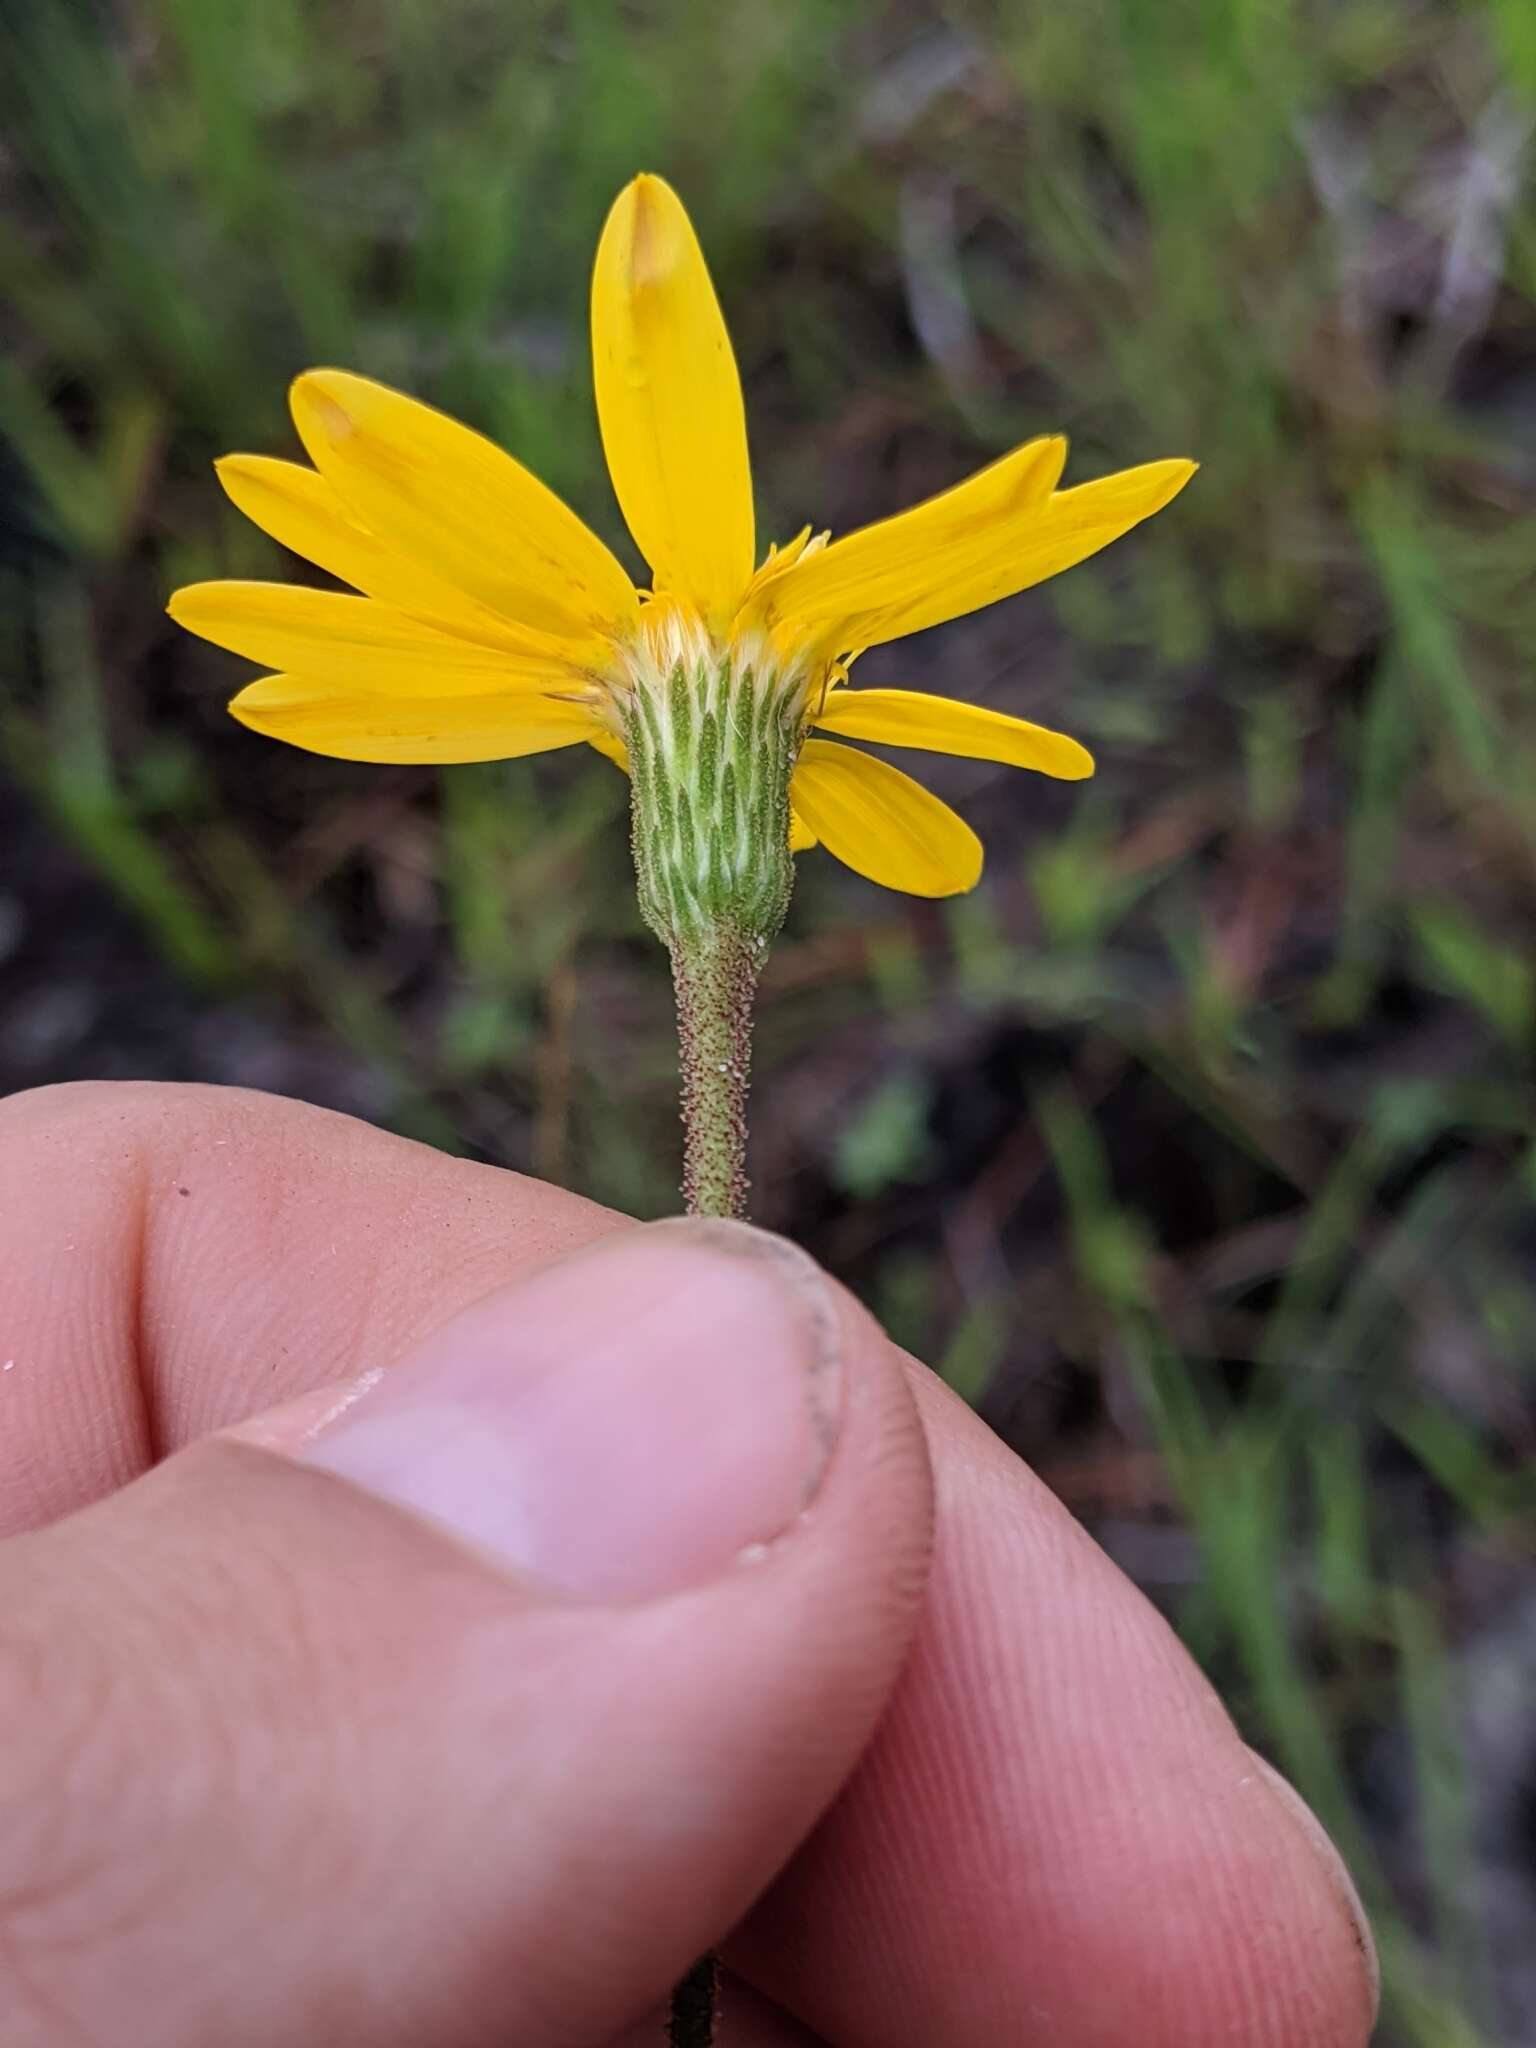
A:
[671,922,759,1220]
[620,647,802,2045]
[666,929,759,2039]
[665,922,758,2040]
[668,1952,719,2048]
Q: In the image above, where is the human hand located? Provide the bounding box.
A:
[0,1083,1377,2046]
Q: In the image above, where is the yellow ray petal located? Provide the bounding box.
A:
[789,738,982,897]
[290,370,639,642]
[230,675,602,764]
[773,453,1196,651]
[788,810,818,852]
[214,455,597,662]
[592,175,754,624]
[813,687,1093,779]
[763,435,1065,634]
[168,582,593,697]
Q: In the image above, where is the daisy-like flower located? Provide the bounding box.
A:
[168,173,1193,1216]
[171,174,1192,901]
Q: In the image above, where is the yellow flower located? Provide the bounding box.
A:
[169,174,1194,899]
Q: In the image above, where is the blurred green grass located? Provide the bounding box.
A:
[4,0,1536,2037]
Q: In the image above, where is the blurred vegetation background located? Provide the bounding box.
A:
[4,0,1535,2038]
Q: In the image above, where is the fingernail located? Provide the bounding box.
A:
[1247,1751,1380,2022]
[298,1220,844,1600]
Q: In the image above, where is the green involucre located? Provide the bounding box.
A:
[623,655,801,949]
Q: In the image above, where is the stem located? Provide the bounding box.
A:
[663,922,761,2041]
[670,920,760,1221]
[668,1952,719,2048]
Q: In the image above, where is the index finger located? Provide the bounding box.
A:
[0,1081,1377,2045]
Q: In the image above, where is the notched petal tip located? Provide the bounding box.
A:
[777,440,1198,651]
[1034,433,1071,493]
[765,430,1070,641]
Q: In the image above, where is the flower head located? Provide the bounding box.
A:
[169,174,1194,909]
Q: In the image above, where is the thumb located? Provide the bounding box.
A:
[0,1219,932,2048]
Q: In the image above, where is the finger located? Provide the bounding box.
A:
[734,1364,1378,2047]
[0,1083,1378,2043]
[0,1221,931,2048]
[0,1080,623,1535]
